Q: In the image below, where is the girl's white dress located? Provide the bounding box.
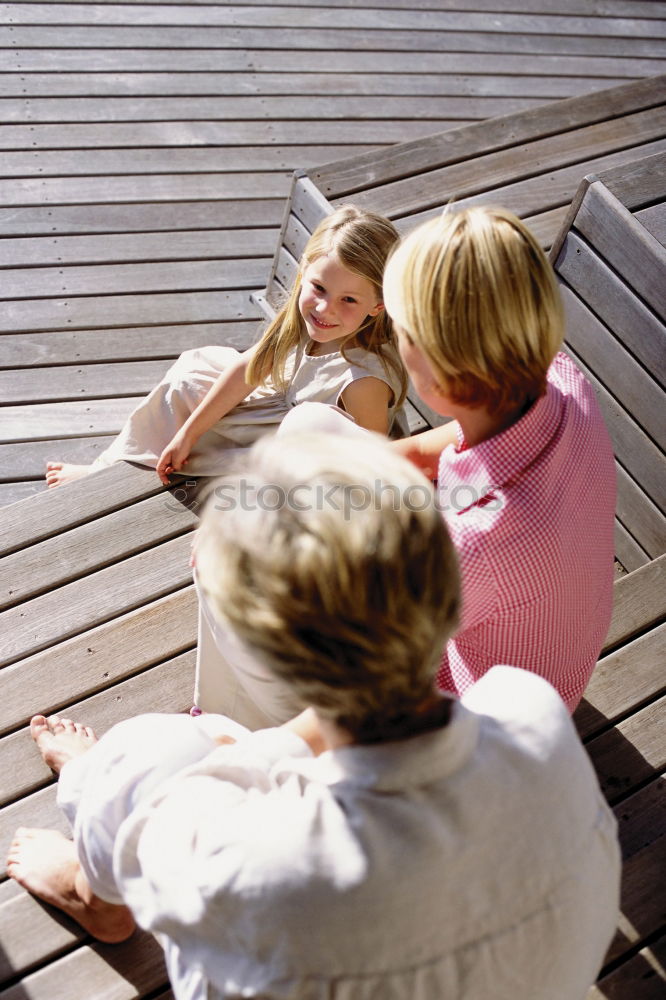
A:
[92,342,405,475]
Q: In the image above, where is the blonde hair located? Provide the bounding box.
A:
[383,206,564,415]
[247,205,407,407]
[196,432,459,742]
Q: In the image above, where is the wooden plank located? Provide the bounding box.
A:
[614,520,650,574]
[0,120,451,153]
[0,230,277,269]
[563,345,665,514]
[0,71,629,100]
[598,149,666,210]
[557,239,665,383]
[0,587,197,738]
[636,203,666,248]
[0,932,167,1000]
[575,623,666,739]
[559,284,665,450]
[0,360,171,405]
[0,463,166,555]
[0,396,142,441]
[0,258,269,302]
[0,147,375,178]
[0,492,197,610]
[0,482,47,507]
[328,105,666,219]
[0,173,290,206]
[615,464,666,561]
[4,45,664,76]
[575,182,666,318]
[311,75,666,196]
[1,648,197,809]
[400,137,666,226]
[590,933,666,1000]
[0,321,260,368]
[0,289,261,336]
[4,4,664,34]
[603,554,666,651]
[0,533,194,668]
[0,95,549,124]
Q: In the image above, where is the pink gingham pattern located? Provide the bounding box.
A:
[437,353,616,712]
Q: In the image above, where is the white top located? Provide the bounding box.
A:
[58,667,620,1000]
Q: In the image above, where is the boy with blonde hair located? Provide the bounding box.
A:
[9,433,619,999]
[384,206,616,711]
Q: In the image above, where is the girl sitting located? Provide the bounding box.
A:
[45,205,407,488]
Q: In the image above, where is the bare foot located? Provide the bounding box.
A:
[7,828,135,943]
[45,462,92,488]
[31,714,98,775]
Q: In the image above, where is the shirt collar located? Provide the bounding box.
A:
[438,381,562,506]
[281,700,480,792]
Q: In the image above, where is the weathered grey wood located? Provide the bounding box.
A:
[0,533,194,667]
[615,464,666,561]
[0,200,284,237]
[0,396,141,441]
[329,105,666,220]
[603,554,666,651]
[0,95,549,125]
[4,4,664,34]
[0,120,446,154]
[563,344,665,515]
[1,26,663,58]
[575,623,666,739]
[0,587,197,738]
[598,149,666,210]
[1,72,629,100]
[5,45,663,75]
[1,648,197,808]
[557,237,665,382]
[0,481,47,507]
[312,75,666,196]
[0,230,276,269]
[0,360,171,405]
[575,181,666,318]
[0,257,269,300]
[0,492,198,610]
[587,696,666,804]
[614,521,650,574]
[0,321,260,368]
[0,289,259,336]
[559,284,665,450]
[0,147,374,178]
[636,203,666,248]
[0,933,167,1000]
[0,463,167,555]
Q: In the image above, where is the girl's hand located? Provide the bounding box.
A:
[156,429,193,484]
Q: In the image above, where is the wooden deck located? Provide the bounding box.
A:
[1,2,666,998]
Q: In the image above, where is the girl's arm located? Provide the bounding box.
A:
[340,377,392,435]
[391,422,458,480]
[156,346,258,483]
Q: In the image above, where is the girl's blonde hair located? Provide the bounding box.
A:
[196,432,460,743]
[383,206,564,415]
[247,204,407,407]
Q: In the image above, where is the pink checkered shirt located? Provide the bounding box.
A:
[437,353,616,712]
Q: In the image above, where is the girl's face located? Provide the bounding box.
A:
[299,254,384,354]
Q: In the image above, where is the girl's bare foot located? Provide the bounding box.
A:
[6,828,135,943]
[45,462,92,488]
[31,714,98,774]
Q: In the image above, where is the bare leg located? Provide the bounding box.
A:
[5,714,135,942]
[45,462,93,488]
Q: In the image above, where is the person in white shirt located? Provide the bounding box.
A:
[8,431,620,1000]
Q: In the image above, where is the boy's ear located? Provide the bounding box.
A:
[369,302,385,317]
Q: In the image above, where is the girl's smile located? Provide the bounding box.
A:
[299,254,384,354]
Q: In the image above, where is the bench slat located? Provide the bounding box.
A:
[603,554,666,651]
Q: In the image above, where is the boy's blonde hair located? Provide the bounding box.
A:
[248,204,407,407]
[196,433,459,742]
[383,206,564,415]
